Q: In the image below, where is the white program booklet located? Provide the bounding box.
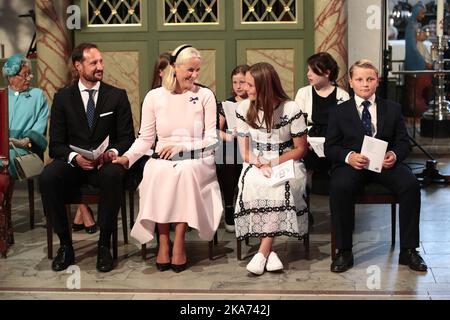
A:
[70,135,110,161]
[307,136,326,158]
[222,101,238,131]
[268,159,295,186]
[361,135,388,173]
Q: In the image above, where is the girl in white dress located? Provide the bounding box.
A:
[235,62,309,275]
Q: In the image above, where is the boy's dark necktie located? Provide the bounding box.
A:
[361,100,372,136]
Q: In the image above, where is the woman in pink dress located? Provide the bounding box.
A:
[113,45,223,272]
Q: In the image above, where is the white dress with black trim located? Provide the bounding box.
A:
[234,99,309,240]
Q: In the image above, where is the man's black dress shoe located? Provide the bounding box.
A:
[399,249,428,272]
[96,246,114,272]
[52,245,75,272]
[330,250,354,273]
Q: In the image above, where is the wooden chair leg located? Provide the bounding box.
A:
[391,203,397,248]
[129,189,134,229]
[6,197,14,245]
[112,226,118,260]
[121,192,128,245]
[5,182,14,245]
[141,244,146,260]
[237,239,242,260]
[27,179,34,229]
[208,231,218,260]
[306,186,314,227]
[303,234,310,254]
[236,238,251,260]
[1,182,13,257]
[155,225,160,246]
[1,207,9,258]
[208,240,213,260]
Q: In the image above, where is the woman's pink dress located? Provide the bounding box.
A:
[124,85,223,244]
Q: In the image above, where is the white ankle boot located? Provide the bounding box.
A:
[266,251,283,271]
[246,253,267,275]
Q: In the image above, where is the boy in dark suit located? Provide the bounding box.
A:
[324,59,427,273]
[39,43,135,272]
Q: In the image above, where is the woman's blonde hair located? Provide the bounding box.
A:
[161,44,202,92]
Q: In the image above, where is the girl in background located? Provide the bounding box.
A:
[216,65,249,232]
[295,52,349,191]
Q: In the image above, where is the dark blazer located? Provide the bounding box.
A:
[49,82,135,161]
[324,97,410,168]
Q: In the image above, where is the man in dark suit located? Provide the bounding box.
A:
[39,43,135,272]
[324,59,427,273]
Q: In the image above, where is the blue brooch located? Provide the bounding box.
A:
[280,115,289,122]
[189,97,199,104]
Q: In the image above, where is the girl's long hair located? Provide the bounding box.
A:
[151,52,171,89]
[246,62,290,130]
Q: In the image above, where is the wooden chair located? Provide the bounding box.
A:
[125,156,219,261]
[46,183,128,260]
[236,181,312,261]
[18,126,48,230]
[330,183,398,260]
[0,89,36,257]
[26,179,36,229]
[236,190,311,261]
[0,88,13,258]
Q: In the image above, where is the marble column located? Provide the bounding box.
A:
[35,0,72,105]
[35,0,72,164]
[314,0,348,87]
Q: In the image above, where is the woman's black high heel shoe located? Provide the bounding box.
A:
[156,262,171,271]
[84,206,97,234]
[72,223,85,231]
[171,261,187,273]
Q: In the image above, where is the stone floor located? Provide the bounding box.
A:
[1,155,450,301]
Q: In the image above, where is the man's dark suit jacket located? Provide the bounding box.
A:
[324,97,411,168]
[49,82,135,161]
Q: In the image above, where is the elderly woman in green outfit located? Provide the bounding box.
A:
[4,54,97,234]
[3,53,49,180]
